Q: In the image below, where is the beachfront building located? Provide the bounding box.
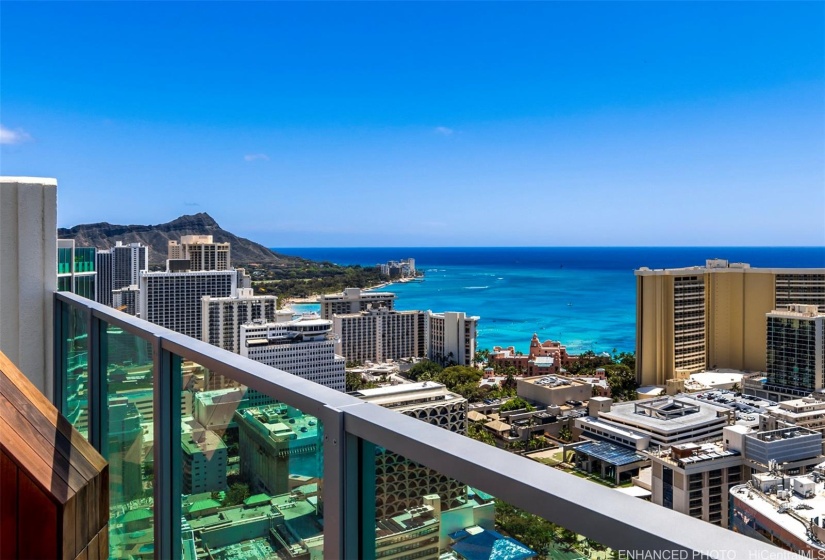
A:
[201,288,285,354]
[635,259,825,387]
[240,316,346,392]
[428,311,478,367]
[168,235,231,271]
[378,258,416,279]
[333,308,427,364]
[318,287,396,320]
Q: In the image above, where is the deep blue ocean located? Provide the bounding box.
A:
[272,247,825,355]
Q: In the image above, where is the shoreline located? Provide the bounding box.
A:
[283,279,401,307]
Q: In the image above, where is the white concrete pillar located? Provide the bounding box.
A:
[0,177,57,400]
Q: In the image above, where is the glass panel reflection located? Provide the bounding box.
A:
[370,444,612,560]
[104,323,155,559]
[179,359,324,559]
[62,304,89,438]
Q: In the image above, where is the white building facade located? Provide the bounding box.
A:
[240,317,346,392]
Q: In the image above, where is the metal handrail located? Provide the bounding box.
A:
[54,291,797,560]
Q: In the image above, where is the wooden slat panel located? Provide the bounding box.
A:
[1,449,19,559]
[18,470,59,560]
[0,392,86,494]
[63,493,78,560]
[98,526,109,559]
[0,416,71,503]
[87,533,100,560]
[75,482,89,558]
[0,351,106,472]
[0,365,101,483]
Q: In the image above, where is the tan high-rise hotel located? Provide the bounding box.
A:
[636,259,825,386]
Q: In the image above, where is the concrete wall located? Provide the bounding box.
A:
[0,177,57,400]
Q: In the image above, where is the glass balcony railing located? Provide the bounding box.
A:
[54,291,788,560]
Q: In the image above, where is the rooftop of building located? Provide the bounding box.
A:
[768,304,825,319]
[375,504,438,539]
[600,395,730,434]
[647,441,741,468]
[731,471,825,552]
[181,420,226,454]
[748,426,820,443]
[236,405,320,441]
[520,374,587,389]
[319,288,396,300]
[352,380,458,401]
[576,416,650,443]
[635,260,825,275]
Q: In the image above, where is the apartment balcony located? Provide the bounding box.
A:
[40,292,795,560]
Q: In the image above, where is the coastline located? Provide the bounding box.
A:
[283,279,400,306]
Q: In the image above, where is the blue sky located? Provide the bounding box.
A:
[2,2,823,247]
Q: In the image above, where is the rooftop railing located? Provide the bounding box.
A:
[54,290,795,560]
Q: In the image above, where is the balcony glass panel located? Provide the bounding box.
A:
[368,444,608,560]
[178,359,325,559]
[104,322,155,559]
[61,304,89,438]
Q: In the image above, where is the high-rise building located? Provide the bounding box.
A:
[766,304,825,393]
[113,285,140,316]
[201,288,284,353]
[168,235,230,271]
[112,241,148,289]
[140,270,239,339]
[351,382,468,518]
[57,239,96,300]
[95,250,113,306]
[636,260,825,386]
[333,308,427,363]
[319,287,396,320]
[428,311,478,366]
[239,317,346,391]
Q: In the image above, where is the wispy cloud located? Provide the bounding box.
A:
[434,126,454,136]
[0,124,33,145]
[184,202,200,207]
[244,153,270,162]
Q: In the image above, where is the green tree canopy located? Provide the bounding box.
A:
[499,397,535,413]
[437,365,483,391]
[406,360,443,381]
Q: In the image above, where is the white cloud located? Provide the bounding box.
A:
[434,126,454,136]
[244,153,270,162]
[0,124,33,145]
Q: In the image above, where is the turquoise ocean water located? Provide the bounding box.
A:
[275,247,825,355]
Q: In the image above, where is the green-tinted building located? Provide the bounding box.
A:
[58,239,96,299]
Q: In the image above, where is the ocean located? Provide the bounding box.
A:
[272,247,825,355]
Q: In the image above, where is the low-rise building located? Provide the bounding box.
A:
[731,470,825,555]
[517,374,592,408]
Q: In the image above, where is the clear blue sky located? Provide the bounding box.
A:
[2,2,823,247]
